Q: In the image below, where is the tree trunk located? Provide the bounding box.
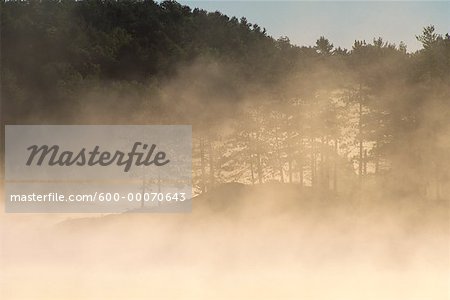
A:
[299,161,304,187]
[275,125,284,183]
[363,149,368,176]
[248,133,255,185]
[287,134,293,183]
[358,84,364,184]
[310,137,315,188]
[288,159,292,183]
[323,137,330,190]
[333,139,338,192]
[298,136,304,187]
[256,152,263,184]
[208,137,215,190]
[250,155,255,185]
[200,137,207,193]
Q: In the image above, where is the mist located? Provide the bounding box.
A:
[1,1,449,299]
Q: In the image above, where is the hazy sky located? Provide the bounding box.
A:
[179,1,450,51]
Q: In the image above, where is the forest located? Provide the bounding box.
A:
[1,0,449,199]
[1,1,449,299]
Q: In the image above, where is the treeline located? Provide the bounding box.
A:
[1,0,449,198]
[2,0,283,117]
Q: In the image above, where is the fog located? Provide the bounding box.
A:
[1,3,449,298]
[1,183,449,299]
[2,56,449,299]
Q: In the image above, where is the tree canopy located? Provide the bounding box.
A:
[1,0,449,198]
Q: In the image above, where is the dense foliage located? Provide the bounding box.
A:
[2,0,282,112]
[1,0,449,198]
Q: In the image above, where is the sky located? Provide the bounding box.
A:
[178,1,450,52]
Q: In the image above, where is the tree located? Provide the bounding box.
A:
[416,25,440,50]
[315,36,333,55]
